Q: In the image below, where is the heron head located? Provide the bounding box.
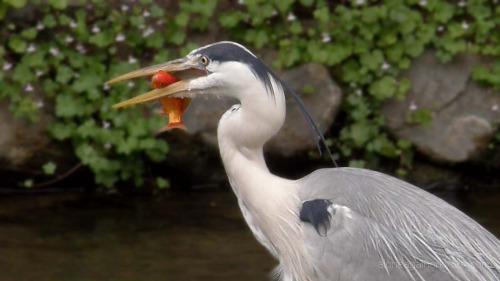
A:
[107,41,278,108]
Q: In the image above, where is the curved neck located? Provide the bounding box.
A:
[217,82,286,177]
[216,84,315,281]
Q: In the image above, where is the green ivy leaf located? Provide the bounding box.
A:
[56,66,73,84]
[369,76,397,100]
[21,28,37,40]
[299,0,313,6]
[156,177,170,189]
[5,0,27,8]
[89,31,114,48]
[49,0,68,9]
[0,4,6,20]
[313,6,330,23]
[8,35,26,53]
[175,13,189,27]
[42,162,57,175]
[360,50,384,71]
[348,159,366,168]
[219,13,242,28]
[431,2,454,23]
[369,134,398,158]
[55,94,86,117]
[49,123,75,140]
[349,122,374,147]
[43,14,57,28]
[22,179,34,188]
[407,108,433,125]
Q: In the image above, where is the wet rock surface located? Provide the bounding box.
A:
[0,101,75,175]
[383,51,500,163]
[0,101,51,167]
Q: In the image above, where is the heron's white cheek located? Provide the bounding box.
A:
[186,74,222,97]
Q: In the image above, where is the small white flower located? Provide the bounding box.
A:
[437,25,445,32]
[102,121,111,129]
[49,47,60,56]
[76,44,87,54]
[355,0,366,6]
[462,21,469,30]
[26,44,37,53]
[356,89,363,96]
[65,35,74,43]
[69,20,77,29]
[3,62,12,71]
[127,81,135,88]
[128,55,138,64]
[36,100,44,108]
[115,33,126,42]
[271,10,278,16]
[142,27,154,38]
[458,0,466,7]
[381,61,391,71]
[287,13,296,21]
[492,104,499,112]
[143,10,150,18]
[36,22,45,30]
[103,84,110,91]
[237,0,245,5]
[25,83,34,92]
[321,32,331,43]
[104,143,112,150]
[409,101,418,111]
[91,25,101,33]
[121,5,129,12]
[35,69,44,77]
[419,0,427,6]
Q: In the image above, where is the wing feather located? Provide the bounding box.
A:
[298,167,500,281]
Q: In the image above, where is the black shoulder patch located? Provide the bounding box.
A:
[299,199,334,237]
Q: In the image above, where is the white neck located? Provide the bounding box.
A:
[216,79,315,281]
[217,77,287,195]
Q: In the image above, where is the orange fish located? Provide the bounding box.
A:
[151,71,191,131]
[159,98,191,130]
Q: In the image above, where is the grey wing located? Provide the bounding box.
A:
[298,167,500,281]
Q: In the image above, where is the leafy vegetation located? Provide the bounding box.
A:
[1,0,499,186]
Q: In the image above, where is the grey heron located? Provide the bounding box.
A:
[107,41,500,281]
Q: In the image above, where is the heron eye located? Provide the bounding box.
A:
[200,55,209,66]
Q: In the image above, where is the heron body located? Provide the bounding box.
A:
[109,41,500,281]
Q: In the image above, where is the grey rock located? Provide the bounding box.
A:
[406,161,462,191]
[183,63,343,156]
[383,51,500,163]
[0,101,50,168]
[268,63,342,156]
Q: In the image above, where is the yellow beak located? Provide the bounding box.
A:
[106,58,197,109]
[112,80,189,109]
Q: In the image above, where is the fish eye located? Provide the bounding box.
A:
[200,55,209,66]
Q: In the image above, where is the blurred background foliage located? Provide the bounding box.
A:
[1,0,499,188]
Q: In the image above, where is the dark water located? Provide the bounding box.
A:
[0,189,498,281]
